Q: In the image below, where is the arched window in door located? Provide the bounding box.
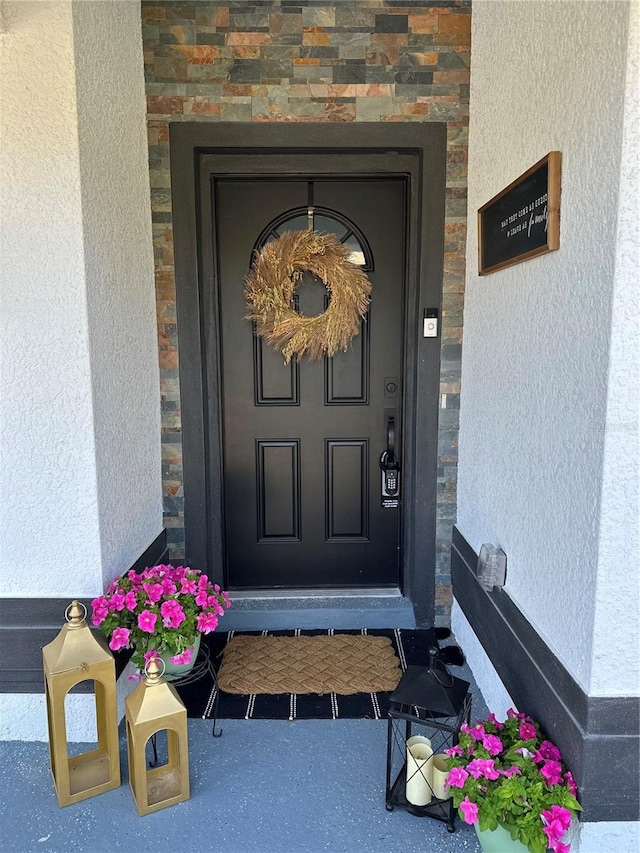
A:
[252,205,374,271]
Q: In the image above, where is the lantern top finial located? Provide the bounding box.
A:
[144,656,165,685]
[65,600,87,629]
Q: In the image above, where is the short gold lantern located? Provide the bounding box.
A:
[42,600,121,807]
[125,657,190,816]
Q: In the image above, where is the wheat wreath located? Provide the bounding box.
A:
[245,230,372,363]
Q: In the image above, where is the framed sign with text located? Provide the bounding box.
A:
[478,151,561,275]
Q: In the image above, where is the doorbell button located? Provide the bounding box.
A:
[423,308,438,338]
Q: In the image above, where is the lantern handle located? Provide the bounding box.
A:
[144,656,166,683]
[64,600,87,626]
[428,645,455,688]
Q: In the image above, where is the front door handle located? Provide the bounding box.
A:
[380,417,400,501]
[386,416,396,458]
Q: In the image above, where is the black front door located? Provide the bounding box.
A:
[213,177,406,589]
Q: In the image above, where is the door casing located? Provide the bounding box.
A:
[169,123,446,625]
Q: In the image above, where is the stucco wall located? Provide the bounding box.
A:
[592,0,639,696]
[1,0,161,738]
[0,0,161,599]
[457,0,635,694]
[0,0,103,596]
[72,0,162,586]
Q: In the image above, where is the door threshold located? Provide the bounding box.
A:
[230,587,404,600]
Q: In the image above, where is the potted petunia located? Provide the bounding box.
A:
[91,564,230,677]
[444,709,582,853]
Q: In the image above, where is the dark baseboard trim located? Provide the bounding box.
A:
[451,526,639,823]
[0,529,168,693]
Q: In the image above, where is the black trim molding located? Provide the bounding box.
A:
[0,530,168,693]
[451,526,639,823]
[169,122,447,625]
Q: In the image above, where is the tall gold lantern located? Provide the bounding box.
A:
[42,600,121,807]
[125,657,190,816]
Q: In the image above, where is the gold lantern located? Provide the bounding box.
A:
[125,657,190,816]
[42,600,121,807]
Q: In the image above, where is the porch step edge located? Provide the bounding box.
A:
[221,595,415,631]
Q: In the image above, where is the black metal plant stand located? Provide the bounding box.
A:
[385,652,472,833]
[148,643,221,768]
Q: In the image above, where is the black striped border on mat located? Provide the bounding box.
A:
[174,628,440,722]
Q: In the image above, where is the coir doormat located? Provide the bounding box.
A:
[218,633,402,696]
[174,628,445,722]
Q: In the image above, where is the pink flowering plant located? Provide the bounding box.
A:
[91,564,231,672]
[444,709,581,853]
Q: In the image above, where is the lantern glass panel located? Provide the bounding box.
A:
[385,691,472,832]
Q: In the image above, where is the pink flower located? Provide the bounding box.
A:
[108,627,131,651]
[180,578,197,595]
[540,760,563,786]
[195,589,209,607]
[487,712,504,730]
[161,577,177,595]
[446,767,469,788]
[537,740,562,762]
[214,583,221,593]
[461,722,485,741]
[197,611,219,634]
[499,765,522,778]
[482,734,503,756]
[124,590,137,611]
[198,575,210,590]
[143,582,164,603]
[445,745,463,757]
[459,797,479,825]
[542,819,566,847]
[144,649,160,663]
[160,599,186,628]
[209,598,225,615]
[554,843,570,853]
[467,759,500,780]
[138,609,157,633]
[519,722,537,740]
[564,771,577,797]
[542,806,572,831]
[507,708,527,721]
[91,596,110,626]
[169,649,193,666]
[108,591,125,612]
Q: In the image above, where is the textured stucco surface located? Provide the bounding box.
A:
[577,819,640,853]
[0,0,103,595]
[592,0,640,696]
[1,0,162,740]
[72,0,162,587]
[0,692,99,743]
[457,0,634,692]
[1,0,161,600]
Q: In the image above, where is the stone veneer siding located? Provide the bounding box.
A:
[143,0,470,625]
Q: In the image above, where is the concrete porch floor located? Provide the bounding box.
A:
[0,657,488,853]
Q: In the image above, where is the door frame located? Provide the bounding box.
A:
[170,123,446,625]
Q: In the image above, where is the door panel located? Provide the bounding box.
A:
[214,178,405,589]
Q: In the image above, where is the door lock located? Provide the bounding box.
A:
[380,416,400,508]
